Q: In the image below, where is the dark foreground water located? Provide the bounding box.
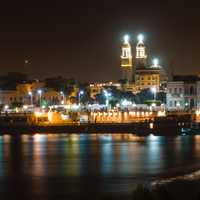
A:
[1,133,200,199]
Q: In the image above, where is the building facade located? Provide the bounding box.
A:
[134,35,161,91]
[135,67,160,91]
[166,76,200,110]
[120,35,133,83]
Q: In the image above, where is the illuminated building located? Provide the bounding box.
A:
[166,75,200,110]
[134,35,161,91]
[89,82,121,99]
[135,58,161,91]
[166,81,185,110]
[120,35,133,83]
[136,34,147,67]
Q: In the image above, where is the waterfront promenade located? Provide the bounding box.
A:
[0,113,194,135]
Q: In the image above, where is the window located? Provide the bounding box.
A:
[174,88,177,94]
[169,88,172,93]
[170,101,173,107]
[179,88,182,94]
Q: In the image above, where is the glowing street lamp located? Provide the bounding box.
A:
[151,87,157,101]
[103,90,112,108]
[60,91,65,104]
[28,91,33,105]
[4,105,9,111]
[78,90,84,105]
[37,89,42,107]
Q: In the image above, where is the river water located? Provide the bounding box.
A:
[0,133,200,199]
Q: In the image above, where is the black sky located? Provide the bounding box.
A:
[0,0,199,82]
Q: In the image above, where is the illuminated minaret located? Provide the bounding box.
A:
[120,35,133,83]
[136,34,147,67]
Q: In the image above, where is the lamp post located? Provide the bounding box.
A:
[103,90,111,109]
[78,90,84,106]
[37,90,42,107]
[60,91,65,105]
[151,87,157,101]
[28,91,33,105]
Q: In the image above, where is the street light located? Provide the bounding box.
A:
[78,90,84,106]
[28,91,33,105]
[151,87,157,101]
[60,91,65,105]
[103,90,111,109]
[37,90,42,107]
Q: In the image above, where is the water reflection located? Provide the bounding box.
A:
[32,134,48,176]
[0,133,200,196]
[13,134,200,178]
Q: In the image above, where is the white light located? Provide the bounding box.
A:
[34,111,42,117]
[148,133,158,140]
[151,87,156,94]
[4,105,9,110]
[157,111,166,117]
[23,105,28,110]
[37,90,42,95]
[71,104,79,110]
[138,34,144,42]
[196,110,200,116]
[153,58,159,66]
[60,91,64,95]
[103,90,111,97]
[121,99,132,107]
[48,111,53,122]
[79,90,84,95]
[124,34,129,44]
[28,91,32,96]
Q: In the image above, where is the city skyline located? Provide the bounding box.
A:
[0,1,199,82]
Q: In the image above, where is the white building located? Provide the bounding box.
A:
[166,81,185,110]
[166,76,200,111]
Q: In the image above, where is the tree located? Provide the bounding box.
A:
[137,88,153,104]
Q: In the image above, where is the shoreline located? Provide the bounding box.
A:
[0,122,189,135]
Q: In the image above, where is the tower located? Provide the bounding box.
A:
[120,35,133,83]
[136,34,147,67]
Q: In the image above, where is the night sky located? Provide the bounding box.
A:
[0,1,199,82]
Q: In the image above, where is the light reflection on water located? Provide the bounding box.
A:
[3,134,200,178]
[1,133,200,195]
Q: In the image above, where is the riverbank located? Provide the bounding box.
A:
[0,113,194,135]
[0,122,188,135]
